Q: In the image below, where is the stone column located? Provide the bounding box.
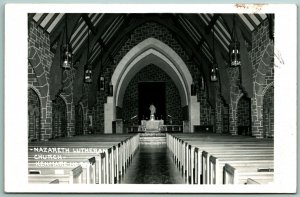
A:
[104,96,114,134]
[228,67,242,136]
[190,96,200,133]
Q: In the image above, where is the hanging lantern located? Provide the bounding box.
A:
[84,64,92,84]
[84,30,93,84]
[230,41,241,67]
[229,15,241,67]
[211,28,218,82]
[210,66,218,82]
[61,44,72,69]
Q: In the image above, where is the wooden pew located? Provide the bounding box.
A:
[28,174,70,184]
[182,140,273,184]
[209,155,274,184]
[166,133,274,185]
[28,143,114,183]
[28,134,140,184]
[69,165,89,184]
[224,163,274,184]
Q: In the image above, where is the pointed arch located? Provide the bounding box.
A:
[112,37,193,109]
[105,37,199,133]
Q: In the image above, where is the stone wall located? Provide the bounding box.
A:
[28,21,76,140]
[225,19,274,137]
[249,19,274,138]
[121,64,182,125]
[197,84,213,126]
[263,85,274,137]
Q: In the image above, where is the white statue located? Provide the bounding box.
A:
[149,104,156,120]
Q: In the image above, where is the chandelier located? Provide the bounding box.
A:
[229,15,241,67]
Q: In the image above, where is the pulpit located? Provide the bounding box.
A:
[141,119,164,132]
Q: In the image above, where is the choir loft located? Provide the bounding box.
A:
[28,13,275,185]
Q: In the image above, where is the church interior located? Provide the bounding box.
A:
[28,13,275,185]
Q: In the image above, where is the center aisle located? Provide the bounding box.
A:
[120,144,185,184]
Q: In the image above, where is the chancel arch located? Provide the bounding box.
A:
[106,38,199,133]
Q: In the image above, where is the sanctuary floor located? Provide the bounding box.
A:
[120,144,185,184]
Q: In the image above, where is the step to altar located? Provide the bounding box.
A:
[139,132,166,144]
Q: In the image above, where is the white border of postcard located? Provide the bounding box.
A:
[4,4,297,193]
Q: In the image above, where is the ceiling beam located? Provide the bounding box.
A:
[178,14,230,104]
[36,14,48,26]
[73,14,120,63]
[81,13,114,61]
[44,13,59,32]
[225,14,252,43]
[82,14,97,35]
[244,14,258,29]
[205,14,220,34]
[185,14,229,62]
[93,15,136,68]
[50,14,82,47]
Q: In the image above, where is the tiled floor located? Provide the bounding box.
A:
[120,144,185,184]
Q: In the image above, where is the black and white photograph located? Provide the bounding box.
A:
[4,4,297,193]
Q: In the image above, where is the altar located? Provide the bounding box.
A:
[140,119,164,132]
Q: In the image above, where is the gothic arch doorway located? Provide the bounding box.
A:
[52,96,67,138]
[263,85,274,138]
[221,99,229,134]
[75,104,84,135]
[28,88,41,141]
[237,95,252,136]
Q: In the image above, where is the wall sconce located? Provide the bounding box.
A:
[200,76,205,90]
[191,83,196,96]
[100,76,105,91]
[108,81,113,96]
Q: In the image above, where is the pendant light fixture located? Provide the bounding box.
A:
[229,14,241,67]
[84,30,92,84]
[61,14,73,70]
[210,27,218,82]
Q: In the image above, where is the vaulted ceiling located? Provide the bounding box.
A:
[29,13,273,80]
